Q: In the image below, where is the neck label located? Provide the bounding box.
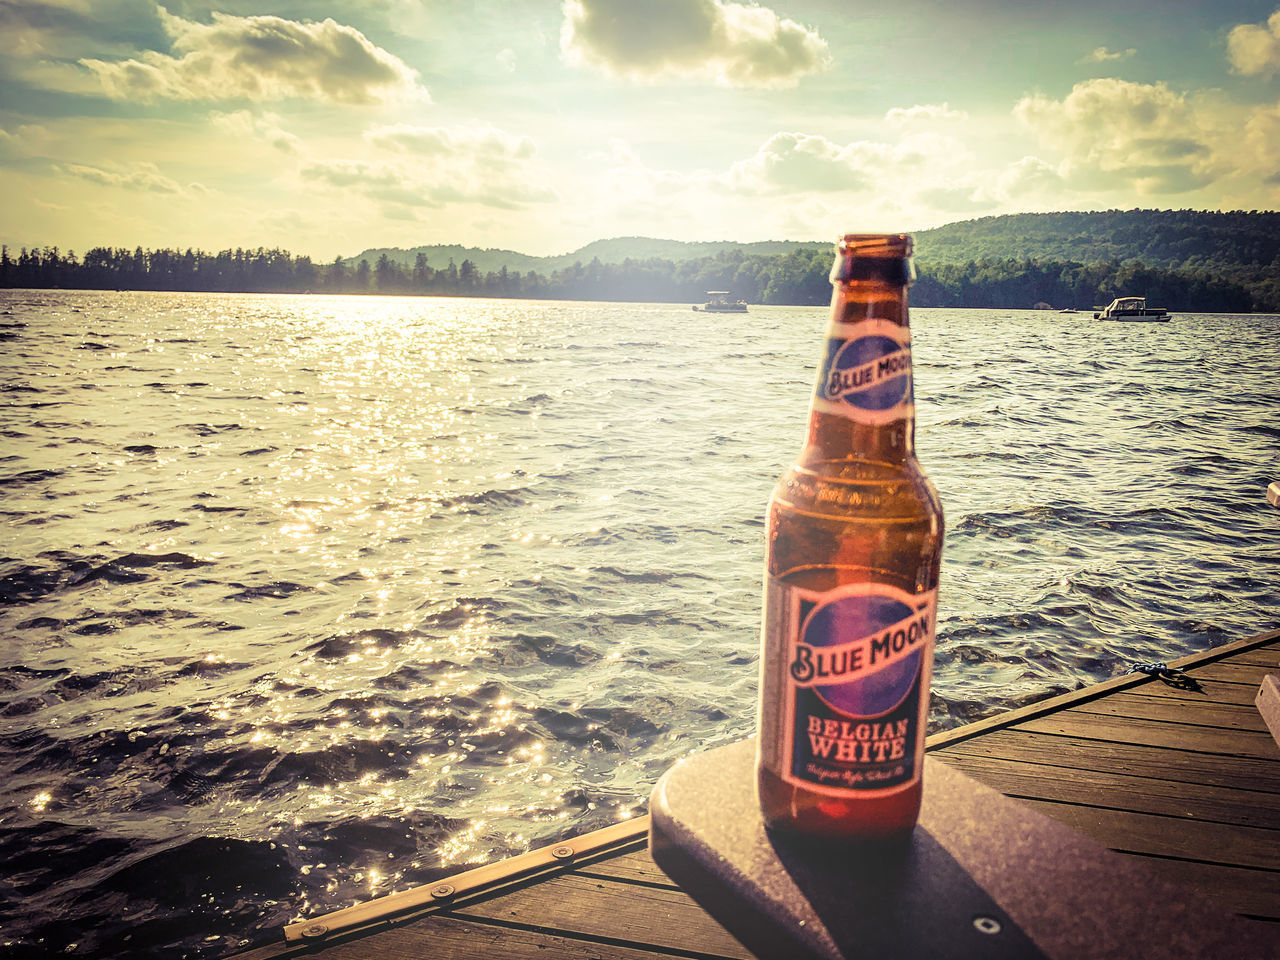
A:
[813,319,914,424]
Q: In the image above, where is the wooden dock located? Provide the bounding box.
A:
[230,628,1280,959]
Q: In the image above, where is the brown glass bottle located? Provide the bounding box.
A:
[755,234,944,840]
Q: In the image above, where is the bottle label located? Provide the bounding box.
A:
[813,319,914,424]
[768,580,936,796]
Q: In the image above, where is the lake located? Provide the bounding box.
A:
[1,289,1277,958]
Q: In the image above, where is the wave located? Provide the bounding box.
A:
[181,422,244,436]
[225,580,311,601]
[302,628,418,660]
[433,486,531,512]
[0,551,212,605]
[0,468,63,486]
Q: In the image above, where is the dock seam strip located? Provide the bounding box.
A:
[281,816,651,944]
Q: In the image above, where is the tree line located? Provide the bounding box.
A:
[0,242,1269,312]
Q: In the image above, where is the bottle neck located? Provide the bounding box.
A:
[802,279,915,468]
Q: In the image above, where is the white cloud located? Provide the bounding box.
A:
[725,132,875,192]
[80,6,425,104]
[302,123,554,212]
[1080,46,1136,64]
[1228,10,1280,77]
[724,129,975,200]
[57,159,189,194]
[0,123,50,160]
[1239,100,1280,182]
[560,0,829,88]
[993,156,1066,200]
[915,182,996,213]
[364,123,536,162]
[1014,78,1218,194]
[885,103,968,127]
[865,155,1065,216]
[210,110,300,153]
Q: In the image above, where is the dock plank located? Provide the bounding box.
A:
[578,849,682,888]
[1115,857,1280,922]
[1228,649,1280,667]
[937,728,1280,793]
[1119,678,1266,707]
[1014,710,1280,759]
[935,752,1276,828]
[1069,691,1271,732]
[1174,660,1276,685]
[449,871,755,959]
[1016,799,1279,870]
[276,913,713,960]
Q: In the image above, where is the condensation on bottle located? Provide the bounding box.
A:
[755,233,944,840]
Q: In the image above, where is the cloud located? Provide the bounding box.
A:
[210,110,300,153]
[302,158,552,209]
[1014,78,1217,194]
[364,123,536,162]
[302,123,554,212]
[993,156,1065,200]
[0,0,144,59]
[560,0,829,88]
[1080,46,1136,64]
[914,182,996,213]
[80,6,425,104]
[876,155,1065,215]
[299,160,391,192]
[1228,10,1280,76]
[0,123,50,161]
[724,129,973,197]
[57,159,187,194]
[884,103,968,127]
[1239,100,1280,182]
[725,132,873,191]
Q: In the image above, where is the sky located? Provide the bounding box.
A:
[2,0,1280,260]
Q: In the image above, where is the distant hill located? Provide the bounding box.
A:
[344,243,546,276]
[345,236,829,273]
[350,209,1280,277]
[335,210,1279,310]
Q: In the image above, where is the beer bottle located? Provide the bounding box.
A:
[756,233,944,840]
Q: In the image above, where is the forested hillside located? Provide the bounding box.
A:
[914,209,1280,310]
[4,210,1278,310]
[914,209,1280,269]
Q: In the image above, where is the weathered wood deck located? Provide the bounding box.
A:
[231,628,1280,959]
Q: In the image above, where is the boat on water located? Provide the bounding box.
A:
[1093,297,1170,321]
[692,291,747,313]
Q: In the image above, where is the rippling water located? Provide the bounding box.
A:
[2,290,1278,958]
